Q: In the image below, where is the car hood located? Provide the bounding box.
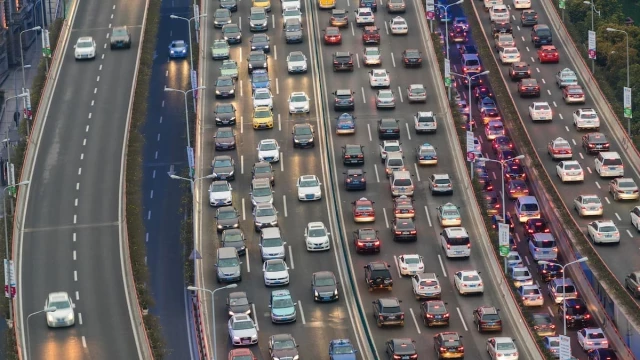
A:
[231,328,257,338]
[48,308,73,321]
[252,194,272,204]
[224,30,242,37]
[218,265,239,275]
[313,285,336,293]
[272,306,296,316]
[288,60,306,67]
[249,59,266,66]
[259,149,279,157]
[211,190,232,200]
[213,165,234,174]
[216,85,234,92]
[213,47,230,53]
[286,29,303,36]
[215,137,236,146]
[215,16,232,23]
[216,112,235,120]
[298,186,320,194]
[251,41,269,48]
[331,354,357,360]
[307,235,328,243]
[170,46,187,52]
[263,245,285,254]
[76,47,94,54]
[272,348,299,358]
[265,270,288,278]
[218,217,238,226]
[290,101,309,109]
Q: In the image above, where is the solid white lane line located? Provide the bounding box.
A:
[393,255,402,278]
[398,86,404,102]
[414,163,421,181]
[383,208,389,228]
[79,313,83,325]
[288,246,295,269]
[391,52,396,67]
[409,308,421,334]
[278,113,281,131]
[280,153,284,172]
[242,198,246,221]
[404,122,411,140]
[424,206,432,227]
[456,307,468,331]
[367,123,372,142]
[374,164,380,182]
[437,255,447,277]
[283,195,288,217]
[246,251,251,273]
[252,303,259,330]
[74,271,78,281]
[361,87,366,103]
[240,116,244,133]
[298,301,306,324]
[241,155,244,174]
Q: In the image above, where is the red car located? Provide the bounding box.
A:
[353,228,381,253]
[537,45,559,63]
[448,25,468,43]
[524,218,550,234]
[324,26,342,44]
[229,349,257,360]
[352,197,375,222]
[362,26,380,44]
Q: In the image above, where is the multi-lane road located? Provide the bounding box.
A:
[16,0,146,359]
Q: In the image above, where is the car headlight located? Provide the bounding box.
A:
[263,62,267,67]
[230,116,236,121]
[315,191,321,196]
[236,35,241,39]
[216,90,221,94]
[294,356,299,360]
[249,64,253,68]
[294,139,300,143]
[334,289,338,295]
[233,337,240,341]
[66,313,74,321]
[314,290,319,297]
[46,313,54,322]
[229,89,234,94]
[182,49,187,53]
[270,220,278,225]
[217,224,223,229]
[225,197,232,202]
[252,46,256,50]
[215,117,221,121]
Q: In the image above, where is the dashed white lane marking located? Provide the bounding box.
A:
[398,86,404,103]
[604,197,610,204]
[524,256,531,266]
[83,139,86,146]
[75,198,78,206]
[361,87,366,103]
[146,233,149,243]
[627,229,633,238]
[404,122,410,139]
[595,181,601,189]
[147,210,151,220]
[558,113,563,120]
[159,116,163,123]
[96,76,100,82]
[393,255,402,278]
[80,153,84,160]
[280,153,284,172]
[157,133,160,141]
[373,164,380,182]
[161,101,165,107]
[78,168,82,175]
[275,78,279,94]
[74,271,78,281]
[155,151,158,159]
[241,156,244,174]
[85,125,90,132]
[240,116,243,133]
[246,251,251,273]
[88,113,92,119]
[73,215,77,224]
[615,213,621,221]
[152,170,156,178]
[252,303,259,330]
[437,255,447,277]
[547,306,555,317]
[288,246,295,269]
[241,198,246,221]
[356,53,361,68]
[297,301,306,324]
[78,313,83,325]
[283,195,288,217]
[409,308,421,334]
[382,208,389,228]
[76,183,80,190]
[76,291,79,300]
[99,65,102,71]
[367,123,372,142]
[456,307,468,331]
[150,190,154,199]
[73,233,77,242]
[278,113,281,131]
[91,100,94,106]
[274,45,277,60]
[391,52,396,67]
[82,336,87,348]
[94,88,97,94]
[424,206,432,227]
[73,251,77,260]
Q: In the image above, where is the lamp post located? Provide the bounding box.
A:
[2,93,30,129]
[27,307,57,360]
[169,14,208,70]
[606,27,631,135]
[475,156,524,220]
[583,1,600,72]
[164,86,206,157]
[539,257,588,335]
[188,284,238,360]
[450,70,490,131]
[19,27,41,89]
[436,0,464,98]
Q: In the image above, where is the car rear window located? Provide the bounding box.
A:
[393,179,412,186]
[602,158,622,166]
[534,239,555,248]
[447,237,469,245]
[521,203,539,211]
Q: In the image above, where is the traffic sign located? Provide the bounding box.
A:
[444,59,451,87]
[559,0,565,9]
[624,87,632,119]
[498,223,510,256]
[559,335,571,360]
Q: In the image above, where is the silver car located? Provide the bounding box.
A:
[573,195,604,216]
[375,89,396,108]
[407,84,427,102]
[363,47,381,65]
[45,292,75,327]
[253,203,279,231]
[609,178,639,200]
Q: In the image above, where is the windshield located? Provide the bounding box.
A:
[256,207,276,217]
[291,95,307,102]
[403,257,420,264]
[229,296,248,306]
[315,277,335,286]
[218,210,236,219]
[253,187,271,196]
[250,12,266,20]
[255,110,271,118]
[295,127,312,136]
[497,343,516,350]
[232,320,254,330]
[211,184,229,192]
[286,23,301,31]
[253,74,269,83]
[259,142,277,150]
[216,10,229,17]
[218,131,233,138]
[365,49,379,56]
[250,54,265,61]
[289,53,305,61]
[266,262,286,271]
[254,165,270,173]
[284,9,300,16]
[217,78,233,86]
[333,345,354,354]
[273,340,295,350]
[219,258,239,267]
[50,300,71,310]
[221,62,236,69]
[262,238,283,247]
[214,159,232,167]
[224,234,243,243]
[255,91,270,99]
[272,298,294,308]
[300,179,318,187]
[308,227,326,237]
[78,41,93,48]
[385,145,401,152]
[224,25,240,33]
[388,159,403,166]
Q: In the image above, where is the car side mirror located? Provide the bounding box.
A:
[387,264,391,268]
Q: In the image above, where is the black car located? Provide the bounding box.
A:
[393,195,414,218]
[215,76,236,98]
[333,89,355,110]
[333,52,354,71]
[504,162,526,181]
[509,62,531,80]
[518,78,541,97]
[222,23,242,44]
[491,21,512,35]
[312,271,339,302]
[247,50,267,73]
[221,229,246,255]
[372,298,404,327]
[214,103,237,126]
[110,26,131,49]
[536,261,563,282]
[359,0,377,11]
[385,339,416,358]
[483,191,500,216]
[354,228,380,252]
[587,349,619,360]
[531,24,552,47]
[345,169,367,190]
[292,123,315,148]
[421,300,450,327]
[213,8,232,28]
[524,218,549,234]
[434,332,464,359]
[377,118,400,139]
[391,218,417,241]
[250,33,271,53]
[215,207,240,232]
[269,334,299,360]
[582,132,610,153]
[220,0,238,11]
[458,44,478,55]
[521,10,538,26]
[226,291,251,316]
[252,161,275,185]
[343,144,365,165]
[214,127,237,150]
[364,261,392,290]
[402,49,422,67]
[493,135,513,152]
[473,85,493,100]
[462,71,483,87]
[559,298,592,328]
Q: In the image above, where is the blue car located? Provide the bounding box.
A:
[477,96,497,112]
[335,113,356,134]
[168,40,188,58]
[344,169,366,190]
[329,339,358,360]
[251,70,271,92]
[269,289,296,323]
[359,0,377,11]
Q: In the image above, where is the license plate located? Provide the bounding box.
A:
[386,130,393,133]
[242,340,251,344]
[609,167,617,170]
[626,191,633,194]
[454,250,463,254]
[366,243,373,247]
[596,145,602,148]
[469,284,476,287]
[272,280,282,284]
[322,297,331,300]
[403,232,410,234]
[605,234,612,238]
[387,316,396,319]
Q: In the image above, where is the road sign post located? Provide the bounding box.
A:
[624,87,632,119]
[444,59,451,87]
[559,335,571,360]
[466,131,474,179]
[498,223,510,273]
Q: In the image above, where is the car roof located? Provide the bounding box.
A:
[259,139,277,145]
[300,174,317,181]
[232,314,253,321]
[392,338,414,346]
[336,89,352,95]
[271,333,295,341]
[478,305,498,314]
[378,297,400,306]
[271,289,291,297]
[48,292,70,301]
[369,261,388,269]
[229,291,248,299]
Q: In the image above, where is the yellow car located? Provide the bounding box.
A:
[252,106,274,129]
[252,0,271,11]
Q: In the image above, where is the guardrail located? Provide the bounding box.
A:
[190,293,209,360]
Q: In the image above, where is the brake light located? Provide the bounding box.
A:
[379,315,384,320]
[348,60,353,64]
[357,154,363,158]
[395,231,402,235]
[410,230,417,234]
[467,243,471,249]
[447,244,451,250]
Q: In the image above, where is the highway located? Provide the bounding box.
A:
[17,0,146,359]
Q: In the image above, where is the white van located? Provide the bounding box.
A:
[390,171,414,197]
[595,151,624,178]
[440,227,471,258]
[514,196,540,223]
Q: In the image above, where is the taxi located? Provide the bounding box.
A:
[437,203,462,227]
[352,197,375,222]
[547,137,573,159]
[329,339,358,360]
[252,0,271,11]
[252,106,274,129]
[416,143,438,165]
[555,68,578,88]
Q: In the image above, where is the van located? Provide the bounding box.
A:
[250,178,274,206]
[260,227,287,261]
[595,151,624,178]
[527,233,558,261]
[514,196,540,223]
[385,153,405,176]
[548,278,578,304]
[216,247,242,283]
[440,227,471,258]
[390,171,414,197]
[461,54,482,73]
[483,0,503,10]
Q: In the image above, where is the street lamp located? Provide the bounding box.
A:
[583,1,600,72]
[606,27,631,135]
[450,70,490,131]
[188,284,238,360]
[169,14,208,70]
[475,155,525,225]
[539,257,588,335]
[164,86,206,163]
[26,306,56,360]
[19,27,41,89]
[436,0,464,96]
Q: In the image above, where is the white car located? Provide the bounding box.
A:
[587,220,620,244]
[282,0,301,10]
[631,206,640,231]
[74,36,96,59]
[512,0,531,9]
[454,270,484,295]
[529,102,553,121]
[573,108,600,130]
[379,140,403,161]
[397,254,424,276]
[253,88,274,109]
[305,221,331,251]
[228,314,258,345]
[499,47,520,64]
[282,6,302,23]
[510,266,533,287]
[506,251,523,268]
[416,143,438,165]
[489,4,510,22]
[355,7,375,26]
[487,337,519,360]
[263,259,290,286]
[414,111,437,133]
[574,195,604,217]
[363,47,381,65]
[209,181,233,207]
[369,69,390,88]
[389,16,408,34]
[257,139,280,163]
[577,328,609,351]
[556,160,584,182]
[411,273,441,299]
[518,284,544,306]
[45,292,75,327]
[288,91,310,113]
[297,175,322,201]
[286,51,308,73]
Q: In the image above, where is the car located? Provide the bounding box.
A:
[474,86,494,102]
[365,261,392,290]
[578,328,609,351]
[582,132,610,154]
[532,313,556,336]
[334,90,355,111]
[110,26,131,49]
[509,62,531,80]
[386,0,406,12]
[352,197,375,222]
[477,96,497,113]
[216,207,240,232]
[489,4,510,22]
[377,118,400,139]
[524,218,550,234]
[559,298,592,328]
[250,178,273,207]
[574,195,604,217]
[480,107,501,123]
[214,127,237,150]
[355,7,375,26]
[520,9,538,26]
[363,46,382,66]
[372,298,404,327]
[257,139,280,162]
[388,16,408,35]
[330,9,349,27]
[542,336,561,357]
[399,49,423,68]
[375,89,396,108]
[494,33,515,51]
[457,99,470,114]
[344,169,367,190]
[252,88,273,109]
[397,254,423,275]
[451,16,468,30]
[436,203,462,227]
[252,0,271,10]
[556,68,578,87]
[75,36,96,59]
[286,51,308,73]
[434,332,464,359]
[384,154,406,176]
[459,44,479,55]
[268,334,299,360]
[333,52,354,71]
[342,144,365,165]
[587,349,619,360]
[253,203,278,231]
[548,137,573,159]
[429,174,453,195]
[491,213,515,233]
[531,24,553,47]
[518,284,544,306]
[491,21,512,35]
[462,71,485,87]
[486,337,519,360]
[573,108,600,130]
[369,69,390,87]
[379,140,402,162]
[385,340,419,360]
[485,120,505,140]
[252,161,275,185]
[335,113,356,135]
[389,196,413,219]
[527,232,558,261]
[262,259,290,286]
[227,291,251,316]
[252,106,274,130]
[473,305,502,332]
[282,0,301,10]
[268,289,296,323]
[538,45,559,63]
[630,207,640,232]
[352,228,379,253]
[518,78,540,97]
[214,8,233,29]
[411,272,441,300]
[292,123,315,148]
[537,261,563,282]
[247,50,267,73]
[220,59,239,78]
[609,178,639,200]
[329,339,357,360]
[506,251,523,268]
[222,23,242,44]
[228,314,258,345]
[411,112,437,134]
[45,292,75,327]
[492,136,513,153]
[406,84,427,103]
[587,220,620,244]
[529,101,553,121]
[324,26,343,44]
[454,270,484,295]
[556,160,584,182]
[297,175,322,201]
[483,191,501,215]
[209,181,233,207]
[360,0,377,11]
[250,33,270,52]
[282,6,302,23]
[548,278,578,304]
[448,25,467,43]
[288,91,310,114]
[416,143,438,165]
[563,84,586,103]
[221,229,246,255]
[305,221,331,251]
[361,25,380,44]
[259,228,286,261]
[220,0,238,11]
[215,76,236,98]
[250,70,270,92]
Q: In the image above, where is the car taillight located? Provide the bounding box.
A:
[410,230,417,234]
[393,355,401,360]
[467,243,471,248]
[447,244,451,249]
[348,60,353,64]
[409,209,415,213]
[395,231,402,235]
[410,354,418,359]
[585,314,591,318]
[374,240,380,245]
[334,61,339,64]
[358,154,363,158]
[379,315,384,320]
[400,314,404,319]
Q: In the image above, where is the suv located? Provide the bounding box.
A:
[414,111,437,133]
[472,305,502,332]
[284,18,303,43]
[362,26,380,44]
[364,261,393,291]
[372,298,404,327]
[333,89,355,109]
[434,332,464,359]
[333,52,354,71]
[249,7,268,31]
[559,298,592,328]
[531,24,552,47]
[548,278,578,304]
